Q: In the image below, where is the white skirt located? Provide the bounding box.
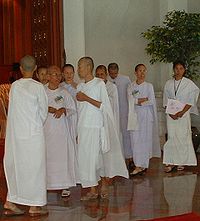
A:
[163,112,197,166]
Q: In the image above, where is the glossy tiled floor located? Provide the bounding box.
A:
[1,152,200,221]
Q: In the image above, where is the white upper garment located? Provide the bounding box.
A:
[44,86,78,189]
[108,74,131,130]
[4,78,48,206]
[163,77,199,115]
[77,78,128,186]
[127,81,161,158]
[105,80,120,135]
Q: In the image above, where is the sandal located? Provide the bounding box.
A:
[177,166,185,171]
[29,208,49,217]
[80,192,99,201]
[164,165,176,173]
[61,189,71,197]
[3,205,25,217]
[130,167,146,176]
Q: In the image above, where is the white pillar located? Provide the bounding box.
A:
[63,0,85,73]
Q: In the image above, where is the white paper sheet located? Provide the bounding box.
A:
[166,99,185,115]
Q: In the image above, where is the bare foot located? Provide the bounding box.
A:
[4,201,24,216]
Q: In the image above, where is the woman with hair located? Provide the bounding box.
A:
[127,64,160,176]
[163,61,199,172]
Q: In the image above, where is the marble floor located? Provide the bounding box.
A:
[0,155,200,221]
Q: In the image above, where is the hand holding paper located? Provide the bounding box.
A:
[166,99,185,115]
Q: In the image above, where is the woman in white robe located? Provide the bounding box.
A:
[76,57,128,201]
[95,65,122,197]
[4,55,48,216]
[163,61,199,172]
[95,65,120,135]
[127,64,160,175]
[60,64,78,143]
[44,66,78,196]
[60,64,78,100]
[60,64,79,184]
[108,63,132,163]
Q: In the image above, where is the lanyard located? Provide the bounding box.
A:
[174,78,182,97]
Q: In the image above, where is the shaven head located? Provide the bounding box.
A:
[108,62,119,79]
[77,57,94,79]
[20,55,37,73]
[47,65,62,87]
[47,65,62,76]
[79,57,94,71]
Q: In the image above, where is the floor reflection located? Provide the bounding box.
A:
[1,157,200,220]
[163,173,197,216]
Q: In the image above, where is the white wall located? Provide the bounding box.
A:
[63,0,199,91]
[84,0,161,90]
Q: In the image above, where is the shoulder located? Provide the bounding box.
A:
[30,79,44,87]
[29,79,46,92]
[165,78,173,86]
[145,82,154,89]
[119,74,131,82]
[77,82,84,91]
[60,82,65,87]
[107,80,116,87]
[128,81,134,89]
[183,77,195,85]
[107,80,117,91]
[11,79,20,87]
[32,79,42,84]
[94,77,105,87]
[183,77,199,90]
[59,86,71,96]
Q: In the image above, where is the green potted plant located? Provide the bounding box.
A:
[142,10,200,79]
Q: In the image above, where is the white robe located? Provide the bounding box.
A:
[108,74,132,158]
[105,80,120,135]
[127,81,161,168]
[77,77,128,188]
[44,86,78,190]
[60,82,79,168]
[4,78,48,206]
[60,82,78,100]
[163,77,199,166]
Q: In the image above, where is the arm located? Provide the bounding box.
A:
[137,97,149,105]
[48,106,56,114]
[38,86,48,123]
[76,91,101,108]
[48,106,66,118]
[175,104,191,118]
[169,104,191,120]
[137,84,155,106]
[54,108,66,118]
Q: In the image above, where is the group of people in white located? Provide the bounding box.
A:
[2,55,199,217]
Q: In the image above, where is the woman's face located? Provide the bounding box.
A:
[63,66,74,83]
[48,68,62,86]
[174,64,185,79]
[135,65,146,81]
[96,68,107,81]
